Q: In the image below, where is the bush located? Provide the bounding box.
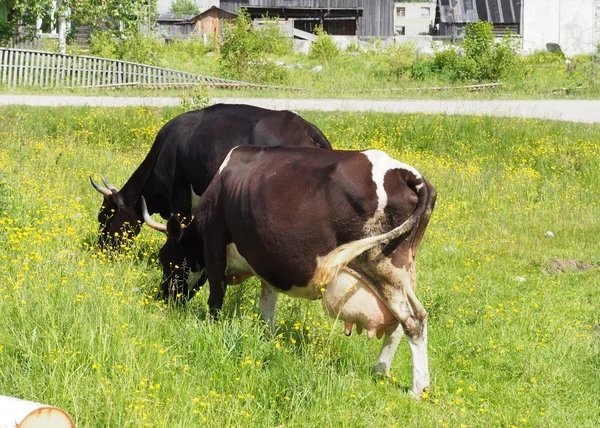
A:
[309,26,339,62]
[256,18,293,56]
[219,10,290,84]
[410,58,436,80]
[384,43,415,81]
[431,21,523,82]
[0,21,14,45]
[89,31,163,65]
[88,31,119,59]
[166,37,214,57]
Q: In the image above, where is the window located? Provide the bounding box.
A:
[421,7,430,17]
[396,7,405,17]
[395,26,405,35]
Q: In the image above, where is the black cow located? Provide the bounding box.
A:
[90,103,331,247]
[144,146,436,398]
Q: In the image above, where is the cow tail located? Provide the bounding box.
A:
[313,175,430,286]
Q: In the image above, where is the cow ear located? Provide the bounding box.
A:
[111,192,126,209]
[166,215,183,241]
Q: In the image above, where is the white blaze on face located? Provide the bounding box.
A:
[362,149,423,215]
[219,146,239,174]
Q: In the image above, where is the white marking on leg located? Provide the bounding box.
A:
[406,319,430,399]
[371,324,404,375]
[190,184,201,213]
[218,146,239,174]
[260,282,278,332]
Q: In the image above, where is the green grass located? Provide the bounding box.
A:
[4,38,600,99]
[0,106,599,426]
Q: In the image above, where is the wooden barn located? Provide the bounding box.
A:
[156,7,238,38]
[219,0,394,38]
[436,0,521,36]
[190,7,239,35]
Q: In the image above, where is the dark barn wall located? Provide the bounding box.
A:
[221,0,362,9]
[220,0,393,37]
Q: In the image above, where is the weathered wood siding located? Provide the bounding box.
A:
[221,0,393,37]
[222,0,362,8]
[360,0,394,37]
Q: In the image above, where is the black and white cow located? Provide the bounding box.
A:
[143,146,436,398]
[90,103,331,248]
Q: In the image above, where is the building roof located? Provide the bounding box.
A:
[438,0,520,24]
[156,12,196,23]
[157,7,238,24]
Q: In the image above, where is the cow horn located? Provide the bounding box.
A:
[141,197,167,234]
[89,176,112,196]
[100,175,119,193]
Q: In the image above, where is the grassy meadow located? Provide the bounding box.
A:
[0,106,599,427]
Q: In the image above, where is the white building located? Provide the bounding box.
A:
[522,0,600,55]
[394,1,436,36]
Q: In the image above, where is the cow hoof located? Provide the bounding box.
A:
[370,362,390,377]
[410,386,430,401]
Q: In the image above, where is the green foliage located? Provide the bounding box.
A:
[431,22,523,82]
[167,37,214,57]
[0,20,15,44]
[409,58,435,80]
[383,43,415,81]
[170,0,200,17]
[254,16,293,56]
[309,25,339,62]
[181,86,212,110]
[88,31,119,60]
[11,0,153,38]
[462,20,495,60]
[525,50,565,65]
[219,10,290,84]
[89,30,163,65]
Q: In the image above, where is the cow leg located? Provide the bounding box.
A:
[371,249,430,399]
[406,317,429,399]
[169,186,192,225]
[371,324,404,376]
[383,290,430,399]
[205,243,228,318]
[259,282,278,332]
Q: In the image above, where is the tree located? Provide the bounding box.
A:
[170,0,199,18]
[9,0,154,53]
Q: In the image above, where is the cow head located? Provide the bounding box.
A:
[90,175,142,248]
[141,197,205,303]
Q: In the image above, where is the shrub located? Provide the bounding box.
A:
[462,21,494,61]
[255,18,293,56]
[0,21,14,45]
[431,21,522,82]
[309,26,339,62]
[384,43,415,81]
[220,10,290,84]
[89,30,163,66]
[118,33,163,65]
[88,31,119,59]
[410,58,436,80]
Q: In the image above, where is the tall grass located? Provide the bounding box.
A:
[0,106,598,426]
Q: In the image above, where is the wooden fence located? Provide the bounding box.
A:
[0,48,268,89]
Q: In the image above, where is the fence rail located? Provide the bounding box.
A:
[0,48,269,89]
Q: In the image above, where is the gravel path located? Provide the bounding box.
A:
[2,95,600,124]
